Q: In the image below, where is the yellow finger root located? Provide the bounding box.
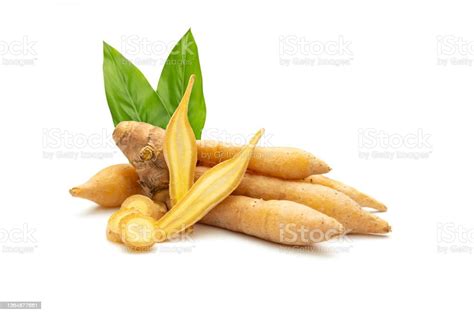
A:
[196,167,391,235]
[201,196,344,245]
[305,175,387,211]
[69,164,143,207]
[197,141,330,179]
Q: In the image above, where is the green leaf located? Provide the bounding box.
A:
[103,41,171,128]
[157,29,206,139]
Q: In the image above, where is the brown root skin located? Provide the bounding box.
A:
[113,121,169,196]
[196,167,391,235]
[153,189,170,204]
[201,196,344,245]
[69,164,143,207]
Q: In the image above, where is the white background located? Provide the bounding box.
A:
[1,0,473,313]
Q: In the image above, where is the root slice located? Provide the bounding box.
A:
[119,214,157,251]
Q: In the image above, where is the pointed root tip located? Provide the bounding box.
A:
[251,129,265,145]
[69,187,80,197]
[311,159,331,175]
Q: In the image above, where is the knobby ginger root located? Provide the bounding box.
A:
[195,167,391,235]
[113,121,330,195]
[69,164,143,207]
[163,75,197,206]
[201,196,344,245]
[113,122,169,196]
[304,175,387,211]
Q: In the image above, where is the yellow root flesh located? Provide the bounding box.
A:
[164,75,197,207]
[155,129,264,241]
[120,214,158,251]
